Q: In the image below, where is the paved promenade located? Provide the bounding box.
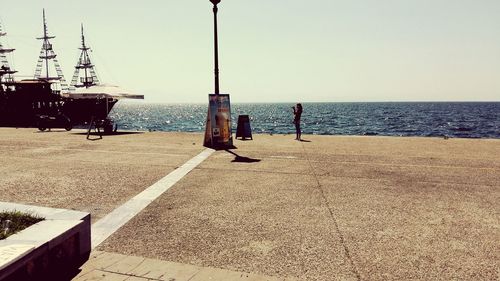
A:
[0,128,498,280]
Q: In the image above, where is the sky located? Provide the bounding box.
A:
[1,0,499,103]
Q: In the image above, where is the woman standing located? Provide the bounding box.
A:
[292,103,303,140]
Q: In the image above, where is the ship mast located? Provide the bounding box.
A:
[34,9,68,91]
[70,24,99,89]
[0,22,17,84]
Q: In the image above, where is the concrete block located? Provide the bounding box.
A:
[0,201,91,280]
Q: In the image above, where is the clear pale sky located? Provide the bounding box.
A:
[1,0,499,103]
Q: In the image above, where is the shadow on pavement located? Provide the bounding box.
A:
[44,267,82,281]
[34,130,71,133]
[71,131,144,136]
[225,149,261,163]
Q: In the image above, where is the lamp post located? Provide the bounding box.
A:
[204,0,233,148]
[210,0,220,95]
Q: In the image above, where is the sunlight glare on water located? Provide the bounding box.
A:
[109,102,500,138]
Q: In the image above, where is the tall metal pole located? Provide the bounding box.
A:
[211,0,220,95]
[43,9,49,79]
[204,0,225,149]
[81,24,90,88]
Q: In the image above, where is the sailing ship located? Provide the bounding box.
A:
[0,10,143,130]
[61,23,120,130]
[0,17,59,128]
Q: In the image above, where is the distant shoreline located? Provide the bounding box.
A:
[124,101,500,105]
[3,127,498,141]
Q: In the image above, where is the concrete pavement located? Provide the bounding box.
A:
[74,251,291,281]
[0,128,204,223]
[97,134,499,280]
[0,128,498,280]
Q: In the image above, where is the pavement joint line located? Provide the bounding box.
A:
[217,148,498,162]
[197,167,499,186]
[300,142,362,281]
[196,167,309,176]
[126,258,148,276]
[93,269,153,280]
[205,155,497,170]
[315,161,499,170]
[55,148,195,157]
[285,159,498,170]
[1,155,184,168]
[200,163,500,175]
[0,145,196,157]
[90,148,215,249]
[4,153,496,171]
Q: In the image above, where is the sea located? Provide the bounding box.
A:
[109,102,500,139]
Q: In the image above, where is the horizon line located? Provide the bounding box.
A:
[128,100,500,104]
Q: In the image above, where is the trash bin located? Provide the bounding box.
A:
[236,115,252,140]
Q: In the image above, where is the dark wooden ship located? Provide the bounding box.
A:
[0,10,142,131]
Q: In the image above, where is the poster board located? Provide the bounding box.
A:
[203,94,233,148]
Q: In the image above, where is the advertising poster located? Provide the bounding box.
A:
[203,108,212,147]
[204,94,232,147]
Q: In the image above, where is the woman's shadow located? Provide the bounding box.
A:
[225,149,261,163]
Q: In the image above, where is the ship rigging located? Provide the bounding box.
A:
[0,10,144,130]
[34,9,68,92]
[71,24,99,89]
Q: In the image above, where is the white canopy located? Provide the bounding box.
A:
[62,84,144,100]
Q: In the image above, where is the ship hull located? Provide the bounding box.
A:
[0,80,59,127]
[61,97,118,125]
[0,80,117,128]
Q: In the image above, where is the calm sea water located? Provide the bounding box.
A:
[109,102,500,138]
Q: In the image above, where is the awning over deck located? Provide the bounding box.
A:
[62,84,144,100]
